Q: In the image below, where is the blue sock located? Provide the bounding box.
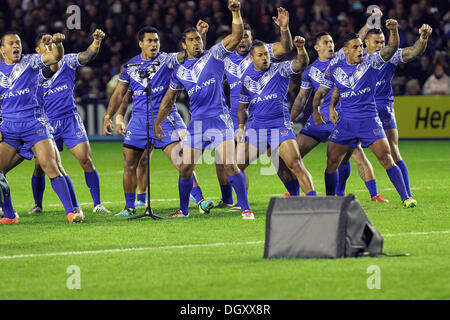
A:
[336,162,351,196]
[190,186,204,205]
[386,166,408,201]
[64,175,79,208]
[220,184,233,205]
[284,179,300,196]
[179,177,193,215]
[306,190,317,196]
[137,193,146,204]
[228,172,250,211]
[324,171,339,196]
[125,192,136,209]
[396,160,412,198]
[85,170,101,206]
[1,194,16,219]
[365,179,378,198]
[50,176,74,215]
[31,175,45,208]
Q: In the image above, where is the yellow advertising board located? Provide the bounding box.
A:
[394,96,450,139]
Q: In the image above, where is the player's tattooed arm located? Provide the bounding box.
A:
[222,0,244,52]
[401,24,432,63]
[78,29,105,65]
[291,36,309,73]
[312,86,330,125]
[272,7,293,58]
[358,8,383,41]
[380,19,399,62]
[329,86,340,124]
[104,81,129,135]
[41,33,65,66]
[236,103,249,143]
[290,88,312,121]
[155,88,181,139]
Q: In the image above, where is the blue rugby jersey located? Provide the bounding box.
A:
[239,60,299,128]
[0,54,47,121]
[119,52,180,117]
[320,51,386,120]
[224,44,276,119]
[374,49,403,107]
[169,41,232,120]
[39,54,83,120]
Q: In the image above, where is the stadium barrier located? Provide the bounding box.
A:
[79,96,449,141]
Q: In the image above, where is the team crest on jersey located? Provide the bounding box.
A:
[309,66,324,83]
[224,55,252,78]
[243,64,279,94]
[177,52,211,83]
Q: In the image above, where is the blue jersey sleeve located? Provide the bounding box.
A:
[279,61,300,78]
[300,67,313,89]
[118,66,130,84]
[210,41,233,62]
[239,78,251,104]
[65,53,84,69]
[28,54,46,70]
[389,48,403,66]
[368,51,386,70]
[169,71,184,91]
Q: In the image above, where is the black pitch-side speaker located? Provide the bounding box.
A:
[263,194,383,259]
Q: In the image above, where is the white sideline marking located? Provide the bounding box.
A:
[0,231,448,260]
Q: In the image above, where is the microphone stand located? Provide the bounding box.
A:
[128,62,164,221]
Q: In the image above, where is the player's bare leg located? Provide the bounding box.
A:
[277,139,315,195]
[325,141,351,196]
[368,138,415,206]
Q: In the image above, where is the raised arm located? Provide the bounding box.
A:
[41,33,65,66]
[380,19,399,62]
[103,81,129,135]
[312,86,330,125]
[401,24,432,63]
[271,7,293,58]
[358,8,383,41]
[78,29,105,65]
[290,87,312,121]
[155,88,181,139]
[291,36,309,73]
[221,0,244,52]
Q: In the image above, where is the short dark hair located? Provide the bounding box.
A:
[243,23,251,31]
[250,39,266,55]
[35,33,48,47]
[366,28,383,38]
[342,33,360,47]
[1,31,19,46]
[181,27,199,43]
[137,26,159,42]
[314,32,331,44]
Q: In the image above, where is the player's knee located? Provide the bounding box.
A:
[224,164,240,176]
[377,153,394,168]
[179,164,194,179]
[326,157,340,172]
[79,156,94,171]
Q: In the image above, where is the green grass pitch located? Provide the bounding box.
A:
[0,140,449,300]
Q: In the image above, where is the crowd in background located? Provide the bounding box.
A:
[1,0,449,106]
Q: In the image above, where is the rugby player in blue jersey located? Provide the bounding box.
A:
[236,36,316,196]
[0,32,84,224]
[333,24,432,202]
[155,0,255,219]
[25,29,111,215]
[289,31,387,202]
[216,7,295,209]
[104,21,213,217]
[314,19,417,208]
